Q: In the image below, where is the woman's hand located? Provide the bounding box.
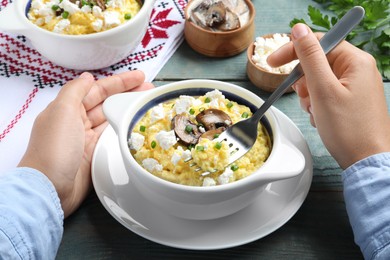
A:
[18,70,154,217]
[268,24,390,169]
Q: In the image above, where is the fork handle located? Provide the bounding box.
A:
[251,6,365,122]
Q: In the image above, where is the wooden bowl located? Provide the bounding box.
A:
[184,0,255,57]
[246,34,294,93]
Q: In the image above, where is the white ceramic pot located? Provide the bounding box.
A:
[0,0,155,70]
[103,79,305,220]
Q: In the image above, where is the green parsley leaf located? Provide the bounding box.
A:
[290,0,390,80]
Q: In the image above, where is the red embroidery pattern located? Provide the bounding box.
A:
[0,0,185,141]
[142,8,181,48]
[0,87,38,142]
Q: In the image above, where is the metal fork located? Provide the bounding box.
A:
[191,6,365,174]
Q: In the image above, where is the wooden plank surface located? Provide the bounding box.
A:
[56,0,390,258]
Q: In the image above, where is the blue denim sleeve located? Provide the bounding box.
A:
[0,167,64,260]
[342,152,390,260]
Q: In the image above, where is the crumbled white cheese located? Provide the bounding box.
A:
[150,103,165,123]
[205,89,225,101]
[103,11,121,28]
[81,5,92,13]
[175,95,196,115]
[171,152,181,165]
[142,158,163,172]
[181,149,192,161]
[209,99,220,108]
[59,0,80,15]
[128,132,145,151]
[171,146,193,165]
[53,19,70,33]
[252,33,299,74]
[106,0,125,8]
[92,19,103,32]
[31,0,45,11]
[37,5,54,17]
[155,130,177,150]
[92,6,103,18]
[218,167,234,185]
[202,177,216,186]
[35,17,45,26]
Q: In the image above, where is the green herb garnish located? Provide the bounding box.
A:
[124,13,132,20]
[241,112,249,118]
[204,97,211,103]
[214,142,222,150]
[290,1,390,80]
[226,102,233,109]
[231,164,239,171]
[189,108,195,115]
[62,11,69,19]
[139,125,146,132]
[51,5,60,11]
[196,145,205,151]
[151,140,157,149]
[185,125,193,134]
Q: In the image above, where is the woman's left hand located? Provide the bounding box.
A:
[18,70,154,217]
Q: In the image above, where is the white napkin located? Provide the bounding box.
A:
[0,0,186,174]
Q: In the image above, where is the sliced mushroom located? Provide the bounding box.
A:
[189,0,243,32]
[200,127,226,140]
[196,109,232,130]
[215,8,240,31]
[95,0,106,11]
[205,2,226,27]
[171,114,201,146]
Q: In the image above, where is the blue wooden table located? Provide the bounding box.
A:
[56,0,389,258]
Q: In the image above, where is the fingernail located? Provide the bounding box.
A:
[79,72,92,80]
[291,84,297,92]
[292,23,309,39]
[308,105,313,115]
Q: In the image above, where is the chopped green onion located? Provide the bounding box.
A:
[213,134,220,139]
[185,125,193,134]
[231,164,239,171]
[189,108,195,115]
[241,112,249,118]
[81,0,89,6]
[124,13,132,20]
[196,145,205,151]
[204,97,211,103]
[226,102,233,108]
[214,142,222,150]
[151,140,157,149]
[62,11,69,19]
[51,4,60,11]
[139,125,146,132]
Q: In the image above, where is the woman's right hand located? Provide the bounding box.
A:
[268,23,390,169]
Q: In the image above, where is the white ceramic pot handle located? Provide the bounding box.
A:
[0,4,28,32]
[259,136,306,181]
[103,92,145,133]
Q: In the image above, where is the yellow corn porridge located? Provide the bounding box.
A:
[128,89,271,187]
[27,0,142,35]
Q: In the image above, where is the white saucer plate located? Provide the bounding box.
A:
[92,107,313,250]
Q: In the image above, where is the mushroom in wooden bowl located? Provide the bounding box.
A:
[184,0,255,57]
